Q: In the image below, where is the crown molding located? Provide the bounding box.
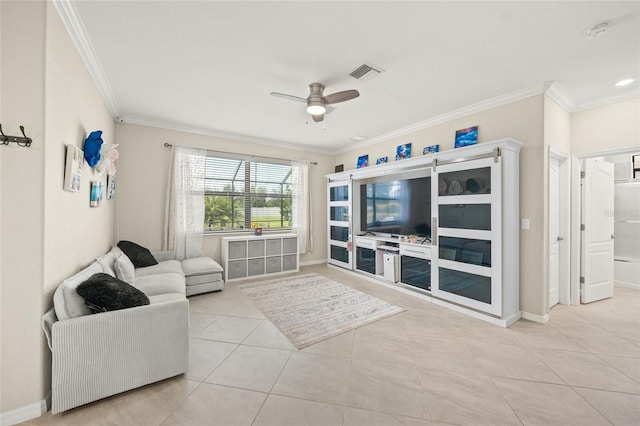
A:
[573,88,640,112]
[117,115,336,156]
[544,81,577,111]
[53,0,120,118]
[338,83,546,154]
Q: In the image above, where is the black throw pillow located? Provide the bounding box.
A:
[77,273,150,313]
[117,240,158,268]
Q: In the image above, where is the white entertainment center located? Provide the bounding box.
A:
[327,138,522,326]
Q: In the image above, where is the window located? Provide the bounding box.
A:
[203,154,292,232]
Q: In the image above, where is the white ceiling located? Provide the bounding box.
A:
[65,1,640,153]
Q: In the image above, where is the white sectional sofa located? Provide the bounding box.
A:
[41,244,217,413]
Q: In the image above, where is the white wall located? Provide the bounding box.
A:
[335,95,547,318]
[1,0,47,414]
[1,1,115,417]
[115,123,334,265]
[571,97,640,154]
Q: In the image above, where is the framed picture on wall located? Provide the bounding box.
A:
[423,144,439,155]
[395,143,412,160]
[454,126,478,148]
[90,181,104,207]
[63,144,84,192]
[107,175,116,200]
[376,156,388,165]
[356,154,369,168]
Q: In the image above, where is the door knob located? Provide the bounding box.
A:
[557,236,564,241]
[611,234,618,240]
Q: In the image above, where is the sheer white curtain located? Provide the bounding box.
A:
[291,159,312,254]
[163,145,207,260]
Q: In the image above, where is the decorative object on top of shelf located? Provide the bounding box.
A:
[335,164,344,173]
[356,154,369,168]
[448,179,464,195]
[107,175,116,200]
[408,234,418,244]
[90,181,104,207]
[376,156,388,165]
[96,144,119,176]
[0,123,32,147]
[254,227,263,236]
[454,126,478,148]
[64,144,84,192]
[423,144,439,155]
[466,178,480,193]
[83,130,104,167]
[396,143,412,160]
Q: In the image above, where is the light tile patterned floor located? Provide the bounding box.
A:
[26,264,640,426]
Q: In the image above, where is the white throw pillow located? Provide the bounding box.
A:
[96,246,122,277]
[53,260,103,320]
[115,252,136,286]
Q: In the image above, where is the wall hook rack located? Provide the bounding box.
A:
[0,123,32,147]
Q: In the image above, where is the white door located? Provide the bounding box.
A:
[581,159,615,303]
[549,158,560,308]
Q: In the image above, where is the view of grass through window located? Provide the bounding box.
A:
[204,155,292,231]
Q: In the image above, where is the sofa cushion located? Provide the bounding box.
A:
[117,240,158,268]
[53,261,104,320]
[148,293,185,304]
[135,273,185,297]
[186,272,223,286]
[115,253,136,286]
[181,257,223,276]
[135,260,184,278]
[76,273,150,313]
[95,246,122,277]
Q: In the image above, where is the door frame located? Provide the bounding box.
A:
[570,146,639,305]
[549,148,571,306]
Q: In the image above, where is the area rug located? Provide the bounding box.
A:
[239,273,405,349]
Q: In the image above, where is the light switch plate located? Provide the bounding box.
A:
[521,219,530,230]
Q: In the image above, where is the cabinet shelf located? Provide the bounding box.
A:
[221,234,298,282]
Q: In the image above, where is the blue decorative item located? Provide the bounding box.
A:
[83,130,104,167]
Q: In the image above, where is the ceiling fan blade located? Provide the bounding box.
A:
[270,92,307,103]
[324,89,359,105]
[312,113,324,122]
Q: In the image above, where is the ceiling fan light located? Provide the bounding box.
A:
[306,101,326,115]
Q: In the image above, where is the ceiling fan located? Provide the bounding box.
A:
[271,83,360,122]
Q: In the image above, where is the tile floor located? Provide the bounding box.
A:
[26,264,640,426]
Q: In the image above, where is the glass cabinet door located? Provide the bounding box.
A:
[327,180,352,269]
[431,157,502,315]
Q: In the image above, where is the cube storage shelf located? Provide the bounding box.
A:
[221,233,299,282]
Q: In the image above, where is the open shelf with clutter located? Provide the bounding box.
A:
[326,138,522,326]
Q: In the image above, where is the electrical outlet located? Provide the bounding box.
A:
[521,219,530,230]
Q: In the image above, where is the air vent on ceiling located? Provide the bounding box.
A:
[349,63,384,82]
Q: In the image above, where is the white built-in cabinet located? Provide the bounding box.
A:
[326,138,522,326]
[222,234,299,282]
[327,180,352,269]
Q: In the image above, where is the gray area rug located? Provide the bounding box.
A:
[239,273,405,349]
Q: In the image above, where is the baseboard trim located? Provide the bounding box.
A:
[521,311,550,324]
[300,258,328,267]
[1,398,46,426]
[615,281,640,290]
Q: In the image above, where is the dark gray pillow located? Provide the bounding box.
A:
[77,273,150,313]
[117,240,158,268]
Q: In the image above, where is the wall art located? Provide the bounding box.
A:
[356,154,369,168]
[376,156,388,165]
[423,144,439,155]
[107,175,116,200]
[63,144,84,192]
[454,126,478,148]
[395,143,411,160]
[90,181,104,207]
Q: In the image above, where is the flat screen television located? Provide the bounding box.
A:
[360,177,431,237]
